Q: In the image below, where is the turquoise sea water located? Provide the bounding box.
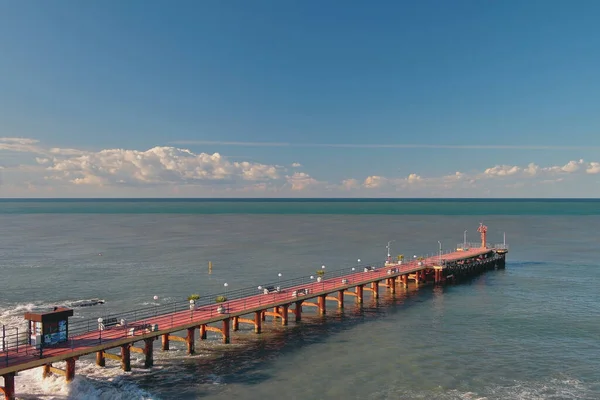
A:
[2,198,600,215]
[1,199,599,399]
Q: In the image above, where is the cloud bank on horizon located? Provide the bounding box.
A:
[1,137,599,198]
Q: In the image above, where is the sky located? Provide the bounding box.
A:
[1,0,600,198]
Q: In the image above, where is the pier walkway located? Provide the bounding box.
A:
[1,224,508,400]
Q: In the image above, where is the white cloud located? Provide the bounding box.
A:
[585,162,600,174]
[484,165,521,177]
[0,137,41,153]
[2,137,600,197]
[363,175,388,188]
[285,172,320,191]
[356,159,600,195]
[407,173,422,183]
[341,178,360,190]
[42,146,280,186]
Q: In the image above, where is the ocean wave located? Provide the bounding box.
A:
[14,359,159,400]
[369,377,599,400]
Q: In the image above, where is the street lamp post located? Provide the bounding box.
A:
[278,273,282,289]
[438,241,442,264]
[153,295,159,316]
[386,241,394,262]
[189,299,195,321]
[464,230,467,248]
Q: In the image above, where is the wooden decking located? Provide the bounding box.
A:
[0,247,494,379]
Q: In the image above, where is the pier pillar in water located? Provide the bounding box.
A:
[281,304,289,326]
[356,285,364,304]
[96,351,105,367]
[65,358,76,382]
[318,294,327,315]
[222,318,230,344]
[1,372,15,400]
[338,290,345,309]
[372,281,379,299]
[232,316,239,331]
[144,338,154,368]
[261,310,266,321]
[186,327,195,355]
[200,324,207,340]
[254,311,262,333]
[295,301,302,322]
[121,344,131,372]
[161,333,169,350]
[402,275,408,287]
[388,277,396,293]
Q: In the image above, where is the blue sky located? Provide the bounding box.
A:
[1,1,600,197]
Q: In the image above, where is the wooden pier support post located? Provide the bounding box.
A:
[389,277,396,293]
[402,274,408,287]
[186,327,195,355]
[261,310,266,321]
[121,344,131,372]
[96,351,105,367]
[1,372,15,400]
[318,294,327,315]
[254,311,262,333]
[222,318,230,344]
[65,358,76,382]
[356,285,364,304]
[232,316,240,331]
[372,281,379,299]
[338,290,345,309]
[161,333,169,350]
[144,338,154,368]
[295,301,302,322]
[200,324,207,339]
[281,304,289,326]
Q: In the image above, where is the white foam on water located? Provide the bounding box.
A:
[0,299,107,327]
[368,377,598,400]
[13,358,160,400]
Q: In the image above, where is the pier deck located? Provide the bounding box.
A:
[1,225,507,400]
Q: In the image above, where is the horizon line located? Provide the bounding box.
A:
[2,197,600,201]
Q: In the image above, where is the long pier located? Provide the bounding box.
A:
[0,224,508,400]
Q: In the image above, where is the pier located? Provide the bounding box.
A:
[1,224,508,400]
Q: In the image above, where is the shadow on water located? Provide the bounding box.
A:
[129,269,505,397]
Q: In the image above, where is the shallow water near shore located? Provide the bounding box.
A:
[1,201,599,399]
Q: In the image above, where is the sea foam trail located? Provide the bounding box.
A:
[368,377,599,400]
[13,358,159,400]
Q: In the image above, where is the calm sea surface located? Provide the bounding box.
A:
[1,199,599,399]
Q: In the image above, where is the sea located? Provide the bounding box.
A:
[0,199,599,400]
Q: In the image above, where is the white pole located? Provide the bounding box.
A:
[387,241,394,258]
[464,230,467,247]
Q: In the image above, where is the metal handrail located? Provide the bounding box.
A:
[0,252,507,366]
